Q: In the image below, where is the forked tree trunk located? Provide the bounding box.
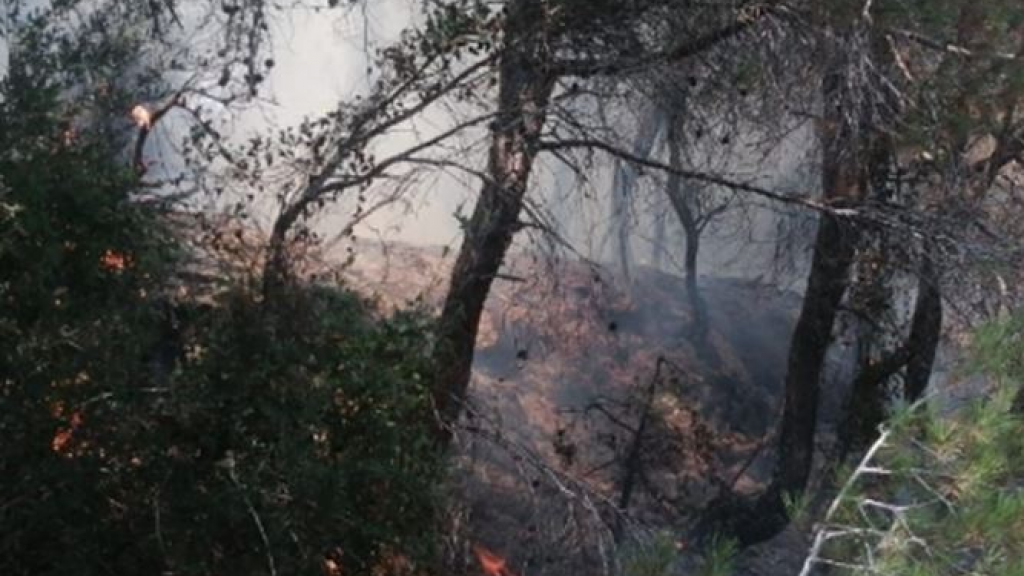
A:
[663,116,710,346]
[839,265,943,455]
[429,26,554,439]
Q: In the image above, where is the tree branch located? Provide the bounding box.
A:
[539,137,856,216]
[551,4,783,77]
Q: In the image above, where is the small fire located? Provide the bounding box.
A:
[130,104,152,130]
[100,249,129,272]
[321,558,341,576]
[52,410,84,454]
[473,544,516,576]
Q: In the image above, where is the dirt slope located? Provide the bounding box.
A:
[339,239,808,575]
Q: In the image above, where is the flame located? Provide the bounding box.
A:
[51,429,74,453]
[131,105,152,130]
[473,544,515,576]
[321,558,341,576]
[52,410,84,454]
[100,249,129,272]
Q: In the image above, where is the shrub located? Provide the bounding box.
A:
[0,23,443,574]
[802,313,1024,575]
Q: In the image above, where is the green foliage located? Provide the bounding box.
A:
[808,314,1024,575]
[695,534,738,576]
[618,531,678,576]
[782,489,811,525]
[971,313,1024,379]
[1,11,444,576]
[616,531,736,576]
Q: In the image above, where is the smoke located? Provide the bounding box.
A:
[3,0,826,286]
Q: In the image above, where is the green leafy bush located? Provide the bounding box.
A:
[1,14,443,576]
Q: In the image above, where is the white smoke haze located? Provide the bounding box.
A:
[2,1,822,283]
[144,3,822,285]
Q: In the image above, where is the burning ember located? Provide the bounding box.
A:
[51,410,83,455]
[473,544,516,576]
[100,249,129,272]
[130,105,152,130]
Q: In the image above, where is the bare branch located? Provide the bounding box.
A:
[539,137,854,216]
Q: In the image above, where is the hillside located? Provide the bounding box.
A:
[338,239,814,574]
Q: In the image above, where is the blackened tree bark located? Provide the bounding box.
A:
[430,2,555,436]
[693,119,867,546]
[263,204,303,307]
[837,258,942,457]
[774,71,866,501]
[689,67,871,546]
[903,260,942,401]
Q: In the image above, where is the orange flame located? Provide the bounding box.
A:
[100,249,129,272]
[130,105,152,130]
[473,544,516,576]
[51,429,74,453]
[52,410,84,454]
[321,558,341,576]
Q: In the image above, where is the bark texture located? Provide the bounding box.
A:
[430,6,555,437]
[775,70,865,499]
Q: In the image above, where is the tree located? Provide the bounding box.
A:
[1,4,449,574]
[801,313,1024,575]
[429,0,784,442]
[257,12,495,309]
[764,0,1024,546]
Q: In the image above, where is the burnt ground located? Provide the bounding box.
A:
[338,239,832,575]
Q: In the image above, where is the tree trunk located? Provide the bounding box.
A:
[262,209,299,308]
[838,266,943,455]
[429,27,554,440]
[663,115,710,347]
[607,102,664,280]
[903,260,942,401]
[778,213,859,484]
[775,70,866,500]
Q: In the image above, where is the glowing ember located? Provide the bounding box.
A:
[130,105,152,130]
[100,249,128,272]
[321,558,341,576]
[51,429,73,453]
[52,411,84,454]
[473,544,515,576]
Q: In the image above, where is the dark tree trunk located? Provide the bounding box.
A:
[429,20,554,439]
[836,135,898,456]
[695,176,864,547]
[683,220,705,338]
[838,266,943,455]
[262,210,299,308]
[775,69,865,503]
[839,129,940,454]
[904,260,942,401]
[777,212,860,489]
